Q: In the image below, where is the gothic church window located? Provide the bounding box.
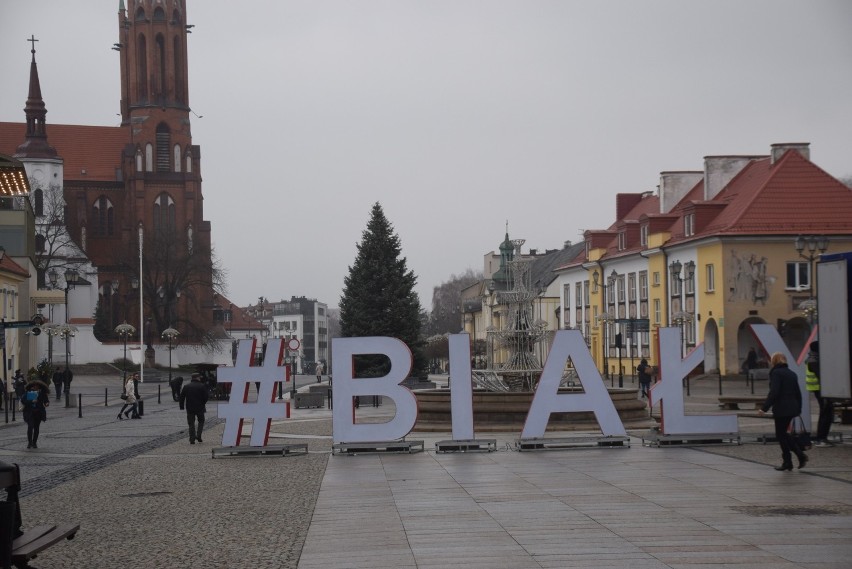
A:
[135,7,146,21]
[145,143,153,172]
[174,144,181,172]
[92,196,115,236]
[156,123,170,172]
[153,193,175,234]
[33,188,43,216]
[35,234,45,253]
[153,7,166,21]
[136,33,148,101]
[154,34,166,102]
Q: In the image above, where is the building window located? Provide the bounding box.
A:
[617,232,625,251]
[156,123,170,172]
[685,271,695,295]
[786,261,810,290]
[652,271,660,286]
[153,192,175,234]
[174,144,182,172]
[706,264,715,292]
[640,224,648,246]
[617,275,626,303]
[92,196,115,236]
[33,188,44,217]
[628,273,636,302]
[653,299,661,324]
[145,143,153,172]
[583,280,589,307]
[671,274,682,296]
[35,234,46,253]
[639,271,648,299]
[684,213,695,236]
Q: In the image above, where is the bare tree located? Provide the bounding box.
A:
[29,179,81,287]
[427,269,483,335]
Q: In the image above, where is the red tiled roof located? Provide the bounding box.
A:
[0,254,30,278]
[0,122,128,182]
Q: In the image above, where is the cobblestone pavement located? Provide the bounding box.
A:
[0,373,849,568]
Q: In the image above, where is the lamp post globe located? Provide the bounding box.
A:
[115,322,136,386]
[161,327,180,388]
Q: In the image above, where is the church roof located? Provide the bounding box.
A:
[0,122,128,182]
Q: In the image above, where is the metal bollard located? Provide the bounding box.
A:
[65,391,70,408]
[78,394,82,418]
[327,388,333,409]
[105,388,108,406]
[719,372,723,395]
[157,385,161,404]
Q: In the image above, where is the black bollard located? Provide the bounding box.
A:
[157,385,161,404]
[327,388,333,409]
[78,394,82,418]
[65,391,70,409]
[105,388,108,407]
[719,372,723,395]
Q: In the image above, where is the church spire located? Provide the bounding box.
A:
[15,35,57,159]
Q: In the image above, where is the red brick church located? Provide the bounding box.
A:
[0,0,215,343]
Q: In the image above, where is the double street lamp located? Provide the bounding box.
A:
[794,235,829,325]
[49,267,80,373]
[669,260,696,357]
[162,327,179,388]
[115,322,136,386]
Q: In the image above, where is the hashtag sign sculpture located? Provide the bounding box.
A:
[217,338,290,447]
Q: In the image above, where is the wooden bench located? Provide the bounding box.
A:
[718,395,765,410]
[1,461,79,569]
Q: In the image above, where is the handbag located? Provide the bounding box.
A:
[789,416,812,450]
[120,393,128,400]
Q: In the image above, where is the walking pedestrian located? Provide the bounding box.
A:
[117,374,140,420]
[316,361,324,383]
[758,352,808,471]
[179,374,209,444]
[51,369,63,401]
[637,359,652,399]
[62,366,73,397]
[13,370,26,399]
[805,341,834,447]
[21,380,50,449]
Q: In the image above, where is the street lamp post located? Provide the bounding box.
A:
[162,326,179,390]
[115,322,136,386]
[592,269,617,382]
[669,260,696,357]
[794,235,829,325]
[49,267,80,376]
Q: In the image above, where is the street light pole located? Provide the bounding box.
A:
[669,260,696,357]
[795,235,829,326]
[115,322,136,387]
[162,327,179,389]
[49,267,80,376]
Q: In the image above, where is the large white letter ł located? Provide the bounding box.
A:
[521,330,626,438]
[331,337,418,443]
[651,328,737,435]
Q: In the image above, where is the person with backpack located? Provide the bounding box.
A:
[637,359,652,399]
[21,380,50,449]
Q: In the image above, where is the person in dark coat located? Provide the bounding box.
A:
[51,369,63,400]
[61,366,73,396]
[758,352,807,471]
[12,370,26,399]
[21,380,50,449]
[637,359,652,399]
[179,374,209,444]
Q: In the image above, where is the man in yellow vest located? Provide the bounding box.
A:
[806,341,834,446]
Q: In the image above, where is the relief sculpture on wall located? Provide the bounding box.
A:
[727,249,774,305]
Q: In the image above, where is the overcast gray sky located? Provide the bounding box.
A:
[2,1,851,311]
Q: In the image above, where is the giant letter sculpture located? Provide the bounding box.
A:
[332,336,418,443]
[651,327,737,435]
[448,334,474,440]
[749,323,812,428]
[521,330,627,438]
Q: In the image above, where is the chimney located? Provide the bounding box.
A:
[659,171,703,213]
[703,156,762,200]
[770,142,810,165]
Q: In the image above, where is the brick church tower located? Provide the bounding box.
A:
[0,0,216,345]
[109,0,214,342]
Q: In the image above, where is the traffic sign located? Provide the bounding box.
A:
[286,338,301,351]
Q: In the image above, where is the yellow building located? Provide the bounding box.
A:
[556,143,852,376]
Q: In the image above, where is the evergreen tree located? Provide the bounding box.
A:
[340,202,427,378]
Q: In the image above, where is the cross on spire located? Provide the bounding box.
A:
[27,34,38,54]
